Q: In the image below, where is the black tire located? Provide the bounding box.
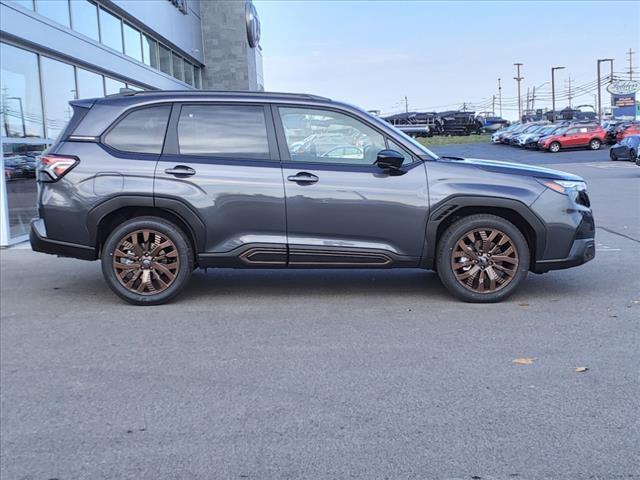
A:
[588,138,601,150]
[629,149,637,163]
[101,216,194,305]
[549,141,561,153]
[610,150,617,161]
[436,214,530,303]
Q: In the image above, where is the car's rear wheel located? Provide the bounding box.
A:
[549,141,561,153]
[101,216,193,305]
[610,150,618,161]
[589,139,601,150]
[436,214,530,303]
[629,149,637,162]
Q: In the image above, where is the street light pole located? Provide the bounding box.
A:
[551,66,565,122]
[597,58,614,121]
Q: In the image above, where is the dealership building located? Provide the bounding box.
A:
[0,0,263,246]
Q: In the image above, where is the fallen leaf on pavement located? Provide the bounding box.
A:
[512,357,536,365]
[575,367,589,373]
[518,303,530,307]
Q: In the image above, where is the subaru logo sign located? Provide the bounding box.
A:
[245,2,261,48]
[607,80,640,95]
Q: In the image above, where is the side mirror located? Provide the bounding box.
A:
[375,149,404,170]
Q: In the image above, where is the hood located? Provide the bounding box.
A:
[439,157,583,181]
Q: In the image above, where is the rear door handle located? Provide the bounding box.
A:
[287,172,318,184]
[164,165,196,177]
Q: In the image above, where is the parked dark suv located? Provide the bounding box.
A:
[31,90,595,305]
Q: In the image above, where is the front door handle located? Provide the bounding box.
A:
[164,165,196,177]
[287,172,318,184]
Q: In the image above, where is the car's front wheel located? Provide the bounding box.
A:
[629,149,637,162]
[436,214,530,303]
[610,150,618,161]
[589,139,601,150]
[101,216,194,305]
[549,141,561,153]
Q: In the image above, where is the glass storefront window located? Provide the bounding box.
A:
[2,141,48,238]
[77,68,104,99]
[123,23,142,62]
[99,8,123,53]
[40,57,77,140]
[159,44,172,75]
[194,68,201,89]
[184,62,194,86]
[142,35,159,69]
[0,43,44,138]
[35,0,70,27]
[104,77,126,95]
[172,53,184,81]
[71,0,99,42]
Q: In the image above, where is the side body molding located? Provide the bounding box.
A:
[421,195,547,268]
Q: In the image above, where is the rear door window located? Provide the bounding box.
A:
[104,105,171,154]
[177,104,270,159]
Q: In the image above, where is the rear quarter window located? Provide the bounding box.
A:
[104,105,171,154]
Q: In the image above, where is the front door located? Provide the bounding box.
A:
[274,106,429,267]
[155,102,287,266]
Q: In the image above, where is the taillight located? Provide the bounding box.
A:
[38,154,78,181]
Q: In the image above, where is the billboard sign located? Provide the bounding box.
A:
[607,80,640,95]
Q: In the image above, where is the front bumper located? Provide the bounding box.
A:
[30,218,96,260]
[533,237,595,273]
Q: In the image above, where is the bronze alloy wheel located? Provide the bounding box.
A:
[451,228,519,293]
[112,229,180,295]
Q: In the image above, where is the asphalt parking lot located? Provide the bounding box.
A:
[1,144,639,480]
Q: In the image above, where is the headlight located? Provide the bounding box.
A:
[537,179,587,194]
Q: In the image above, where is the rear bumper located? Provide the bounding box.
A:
[30,218,96,260]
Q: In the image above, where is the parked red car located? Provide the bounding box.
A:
[538,124,605,153]
[616,123,640,142]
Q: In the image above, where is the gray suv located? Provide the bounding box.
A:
[30,90,595,305]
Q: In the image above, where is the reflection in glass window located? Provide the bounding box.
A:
[0,43,44,138]
[104,106,170,154]
[159,44,172,75]
[36,0,70,27]
[77,68,104,98]
[71,0,99,41]
[123,23,142,62]
[104,77,126,95]
[3,142,48,238]
[40,57,77,139]
[177,105,270,158]
[172,53,184,81]
[12,0,34,9]
[278,107,386,165]
[99,8,123,52]
[184,62,194,86]
[142,35,159,69]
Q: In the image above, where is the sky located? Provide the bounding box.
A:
[255,0,640,120]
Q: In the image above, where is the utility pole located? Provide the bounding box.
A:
[513,63,524,120]
[492,95,496,116]
[551,66,565,121]
[403,96,409,113]
[497,78,503,117]
[526,87,530,113]
[627,48,636,80]
[531,85,536,111]
[565,76,573,108]
[597,58,614,121]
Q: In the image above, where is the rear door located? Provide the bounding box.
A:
[274,105,429,266]
[154,102,287,265]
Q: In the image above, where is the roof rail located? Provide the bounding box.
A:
[121,89,331,101]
